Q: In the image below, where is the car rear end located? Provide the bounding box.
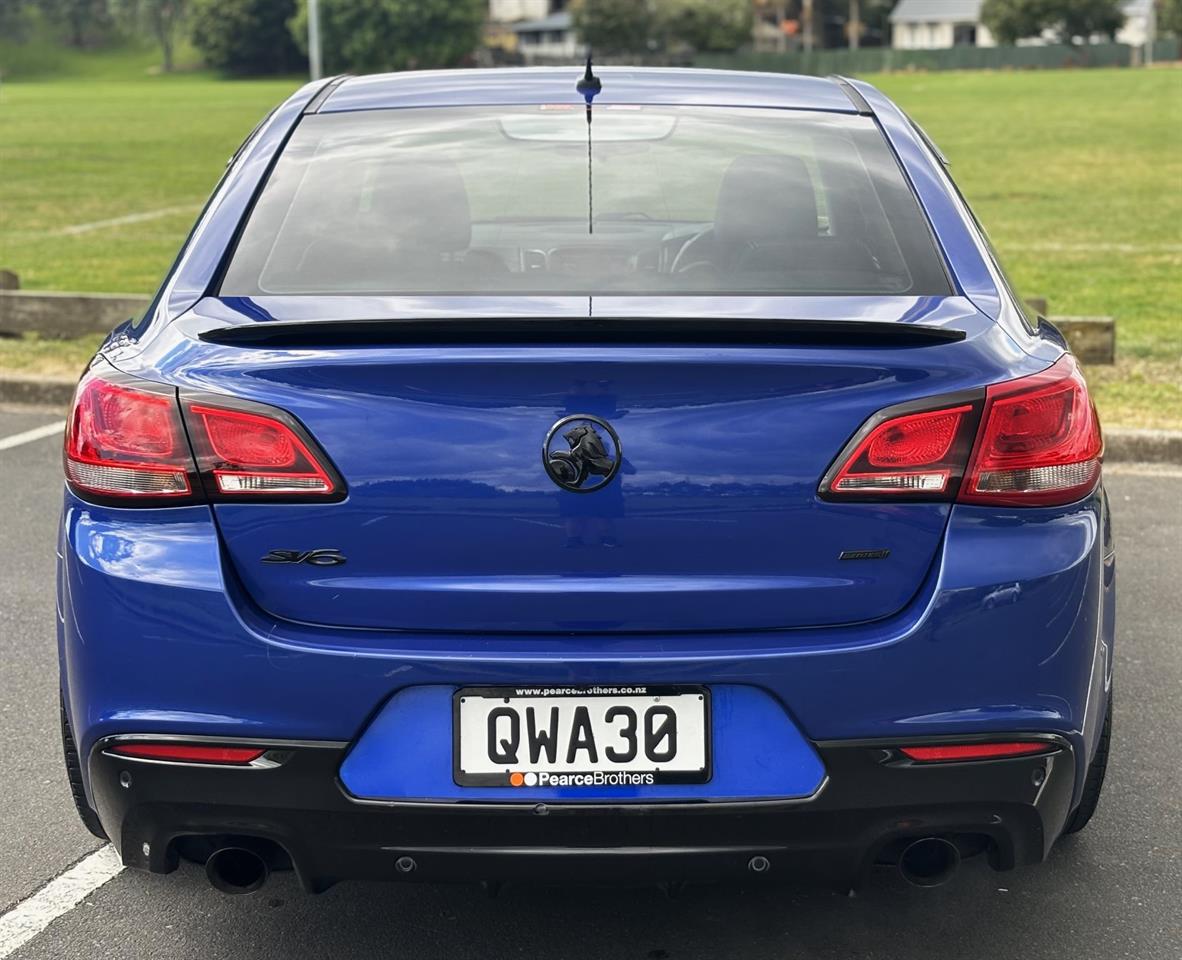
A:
[57,69,1115,893]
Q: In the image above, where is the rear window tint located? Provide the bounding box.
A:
[220,106,951,298]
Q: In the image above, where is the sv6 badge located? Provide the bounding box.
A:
[262,549,347,566]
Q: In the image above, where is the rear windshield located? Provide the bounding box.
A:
[220,106,951,298]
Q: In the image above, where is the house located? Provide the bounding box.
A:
[511,10,579,61]
[889,1,996,49]
[889,0,1153,50]
[1112,0,1156,47]
[490,0,552,20]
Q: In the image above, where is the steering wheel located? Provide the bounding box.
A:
[670,229,715,274]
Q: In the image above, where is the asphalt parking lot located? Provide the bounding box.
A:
[2,405,1179,960]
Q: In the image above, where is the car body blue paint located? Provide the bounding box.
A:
[339,685,827,802]
[62,69,1113,821]
[60,484,1110,809]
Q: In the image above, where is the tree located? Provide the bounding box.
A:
[0,0,30,40]
[1156,0,1182,36]
[981,0,1050,43]
[190,0,303,74]
[37,0,114,47]
[855,0,897,45]
[981,0,1125,45]
[144,0,184,71]
[1056,0,1124,41]
[115,0,186,71]
[570,0,655,55]
[657,0,752,53]
[290,0,484,74]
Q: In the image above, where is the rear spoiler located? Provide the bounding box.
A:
[199,318,966,348]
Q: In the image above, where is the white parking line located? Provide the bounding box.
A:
[59,204,200,236]
[0,421,65,451]
[0,846,124,959]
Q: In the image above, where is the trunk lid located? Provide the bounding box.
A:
[139,295,1028,634]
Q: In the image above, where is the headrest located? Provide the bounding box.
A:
[365,159,472,253]
[713,154,820,247]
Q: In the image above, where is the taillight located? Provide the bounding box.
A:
[65,364,344,506]
[820,354,1102,508]
[960,354,1102,506]
[186,404,338,496]
[819,394,983,501]
[64,370,195,502]
[821,403,978,498]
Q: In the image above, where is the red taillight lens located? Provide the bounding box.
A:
[187,404,339,497]
[820,401,980,499]
[820,355,1102,507]
[900,742,1054,763]
[961,355,1102,507]
[64,371,195,500]
[108,743,265,764]
[64,365,343,506]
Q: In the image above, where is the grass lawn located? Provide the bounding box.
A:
[874,68,1182,429]
[0,61,1179,426]
[0,332,105,376]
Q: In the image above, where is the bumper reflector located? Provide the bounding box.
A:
[900,742,1054,763]
[109,743,265,765]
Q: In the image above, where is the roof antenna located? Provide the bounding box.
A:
[576,52,601,106]
[576,51,601,235]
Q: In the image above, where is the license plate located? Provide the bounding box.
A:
[453,685,711,788]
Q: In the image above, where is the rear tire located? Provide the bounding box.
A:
[1061,690,1112,836]
[60,694,108,840]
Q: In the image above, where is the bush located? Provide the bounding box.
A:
[571,0,753,55]
[190,0,304,75]
[570,0,654,55]
[0,0,32,41]
[290,0,484,74]
[981,0,1125,45]
[658,0,752,53]
[38,0,116,47]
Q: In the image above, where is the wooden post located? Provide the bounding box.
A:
[1049,317,1116,365]
[0,270,19,291]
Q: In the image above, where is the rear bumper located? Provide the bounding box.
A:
[59,485,1115,809]
[89,735,1076,891]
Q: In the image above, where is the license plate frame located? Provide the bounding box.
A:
[452,684,712,788]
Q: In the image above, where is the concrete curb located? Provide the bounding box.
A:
[0,290,149,338]
[0,375,75,408]
[1102,428,1182,466]
[1,375,1180,464]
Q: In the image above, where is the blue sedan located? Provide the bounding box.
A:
[57,67,1114,895]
